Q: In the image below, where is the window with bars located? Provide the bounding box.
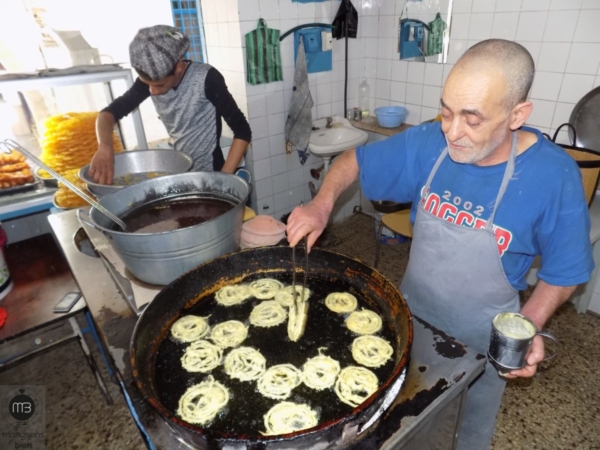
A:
[171,1,205,63]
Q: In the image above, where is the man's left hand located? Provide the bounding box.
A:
[502,335,544,379]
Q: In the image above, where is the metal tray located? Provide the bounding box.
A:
[35,168,59,188]
[0,178,41,196]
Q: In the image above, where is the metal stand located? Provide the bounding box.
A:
[374,218,384,269]
[68,317,113,405]
[0,315,113,406]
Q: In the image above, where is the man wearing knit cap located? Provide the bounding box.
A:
[90,25,251,184]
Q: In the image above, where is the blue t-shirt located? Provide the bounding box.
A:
[356,123,594,290]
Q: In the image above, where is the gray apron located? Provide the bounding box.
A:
[400,133,520,450]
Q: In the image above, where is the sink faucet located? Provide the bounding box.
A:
[325,117,333,128]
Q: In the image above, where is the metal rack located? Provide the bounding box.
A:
[0,67,148,220]
[0,67,148,149]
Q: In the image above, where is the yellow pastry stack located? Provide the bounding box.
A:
[38,111,123,208]
[39,111,123,177]
[54,168,94,209]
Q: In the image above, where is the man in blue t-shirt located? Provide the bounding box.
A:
[286,39,593,450]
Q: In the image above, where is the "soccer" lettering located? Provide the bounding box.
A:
[421,192,513,256]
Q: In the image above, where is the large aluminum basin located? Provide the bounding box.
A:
[85,172,249,285]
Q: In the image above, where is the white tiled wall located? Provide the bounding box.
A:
[446,0,600,144]
[201,0,600,222]
[360,0,452,125]
[203,0,361,222]
[368,0,600,133]
[201,0,249,138]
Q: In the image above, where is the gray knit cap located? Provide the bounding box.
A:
[129,25,190,81]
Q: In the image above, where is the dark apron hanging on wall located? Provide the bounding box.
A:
[245,19,283,86]
[332,0,358,39]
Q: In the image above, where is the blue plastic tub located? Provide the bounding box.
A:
[374,106,409,128]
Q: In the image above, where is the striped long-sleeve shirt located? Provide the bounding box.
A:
[103,62,251,171]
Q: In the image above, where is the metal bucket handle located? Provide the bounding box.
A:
[236,168,253,203]
[536,331,559,362]
[77,208,99,231]
[235,167,252,184]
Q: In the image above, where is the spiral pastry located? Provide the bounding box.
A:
[171,315,210,343]
[177,376,229,425]
[181,340,223,373]
[250,278,284,299]
[223,346,266,381]
[274,285,311,307]
[257,364,302,400]
[262,402,319,436]
[351,335,394,368]
[346,309,383,335]
[325,292,358,314]
[334,366,379,407]
[209,320,248,348]
[302,350,341,390]
[250,301,288,328]
[215,284,253,306]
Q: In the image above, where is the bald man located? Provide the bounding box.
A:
[286,39,593,449]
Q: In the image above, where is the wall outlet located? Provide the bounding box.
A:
[321,31,333,51]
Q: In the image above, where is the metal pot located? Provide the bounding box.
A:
[370,200,409,214]
[130,246,413,449]
[79,149,193,198]
[79,172,249,285]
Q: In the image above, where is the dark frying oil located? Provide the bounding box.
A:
[154,276,397,437]
[115,196,234,233]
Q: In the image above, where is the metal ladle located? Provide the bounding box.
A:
[1,139,128,231]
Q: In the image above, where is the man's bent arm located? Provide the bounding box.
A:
[221,139,248,174]
[312,149,360,212]
[520,280,576,330]
[96,111,117,149]
[286,149,359,248]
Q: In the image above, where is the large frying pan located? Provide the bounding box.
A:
[131,246,412,448]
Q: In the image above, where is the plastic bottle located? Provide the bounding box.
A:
[358,79,371,118]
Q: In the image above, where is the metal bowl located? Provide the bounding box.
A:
[35,168,59,188]
[79,149,193,198]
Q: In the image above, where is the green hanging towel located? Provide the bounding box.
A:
[246,19,283,86]
[426,13,447,57]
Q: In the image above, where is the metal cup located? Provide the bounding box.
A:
[487,312,558,373]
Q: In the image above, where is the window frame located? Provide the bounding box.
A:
[170,0,207,63]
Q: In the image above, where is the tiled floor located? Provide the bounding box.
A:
[1,213,599,449]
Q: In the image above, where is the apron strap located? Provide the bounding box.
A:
[486,131,518,229]
[420,147,448,202]
[421,132,519,229]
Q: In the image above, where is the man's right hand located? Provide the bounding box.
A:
[89,143,115,185]
[286,201,332,252]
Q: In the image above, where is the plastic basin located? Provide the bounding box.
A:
[374,106,409,128]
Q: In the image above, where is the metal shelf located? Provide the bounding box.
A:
[0,67,148,149]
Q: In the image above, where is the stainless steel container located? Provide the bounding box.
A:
[488,312,558,372]
[79,149,193,198]
[79,172,249,285]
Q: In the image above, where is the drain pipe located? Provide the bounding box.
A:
[343,0,350,116]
